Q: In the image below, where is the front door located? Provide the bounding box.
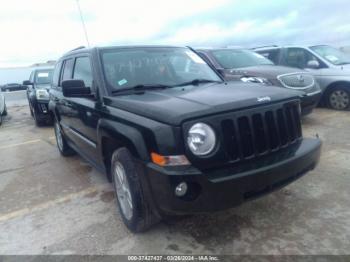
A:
[61,56,101,164]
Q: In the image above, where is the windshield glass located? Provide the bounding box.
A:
[35,69,53,84]
[212,49,274,69]
[310,45,350,65]
[101,47,221,91]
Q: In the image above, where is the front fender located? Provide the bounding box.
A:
[97,119,149,161]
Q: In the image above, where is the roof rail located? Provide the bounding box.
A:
[251,45,278,50]
[62,46,86,56]
[69,46,86,52]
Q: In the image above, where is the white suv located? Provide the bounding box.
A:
[254,45,350,110]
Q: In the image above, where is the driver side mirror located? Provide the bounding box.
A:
[306,60,320,69]
[23,80,33,85]
[62,80,91,97]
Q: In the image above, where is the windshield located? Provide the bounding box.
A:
[212,49,274,69]
[101,47,221,91]
[35,70,53,85]
[310,45,350,65]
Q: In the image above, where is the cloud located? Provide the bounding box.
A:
[0,0,349,67]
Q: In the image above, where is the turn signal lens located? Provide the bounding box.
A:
[151,152,190,166]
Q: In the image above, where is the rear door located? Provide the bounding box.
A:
[55,58,75,138]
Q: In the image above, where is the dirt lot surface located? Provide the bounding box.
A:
[0,105,349,255]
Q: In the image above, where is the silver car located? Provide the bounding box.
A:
[0,89,7,125]
[254,45,350,110]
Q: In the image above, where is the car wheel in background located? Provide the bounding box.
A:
[111,147,160,232]
[32,109,43,126]
[54,118,75,156]
[327,86,350,110]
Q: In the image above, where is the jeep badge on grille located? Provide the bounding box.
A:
[257,96,271,102]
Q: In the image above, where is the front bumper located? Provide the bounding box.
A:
[300,91,322,115]
[144,138,321,215]
[33,100,52,121]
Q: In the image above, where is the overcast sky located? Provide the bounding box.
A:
[0,0,349,67]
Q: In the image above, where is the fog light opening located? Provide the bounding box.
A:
[175,182,188,197]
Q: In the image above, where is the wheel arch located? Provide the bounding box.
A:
[321,81,350,104]
[323,81,350,108]
[98,119,149,182]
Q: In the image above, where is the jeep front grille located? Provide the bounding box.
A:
[277,72,314,89]
[221,102,302,161]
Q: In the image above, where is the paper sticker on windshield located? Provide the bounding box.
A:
[118,79,128,86]
[325,55,339,62]
[186,51,206,64]
[38,72,49,77]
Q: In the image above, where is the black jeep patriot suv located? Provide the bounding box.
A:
[49,46,321,232]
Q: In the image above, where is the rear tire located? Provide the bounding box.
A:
[111,147,160,232]
[54,118,75,156]
[327,86,350,110]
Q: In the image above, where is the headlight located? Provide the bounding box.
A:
[241,76,270,85]
[187,123,216,156]
[36,89,49,100]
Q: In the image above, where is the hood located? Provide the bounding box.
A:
[104,82,302,126]
[223,65,306,80]
[35,84,51,90]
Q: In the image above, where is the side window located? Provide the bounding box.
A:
[52,61,63,87]
[73,57,93,88]
[284,48,319,69]
[61,58,74,82]
[258,49,280,64]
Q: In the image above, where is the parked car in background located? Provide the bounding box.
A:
[195,47,322,116]
[0,88,7,125]
[0,83,26,92]
[23,68,54,126]
[254,45,350,110]
[49,45,321,232]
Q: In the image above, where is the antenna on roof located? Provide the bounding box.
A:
[75,0,90,47]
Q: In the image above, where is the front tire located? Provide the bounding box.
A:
[327,86,350,110]
[54,119,75,156]
[111,148,160,232]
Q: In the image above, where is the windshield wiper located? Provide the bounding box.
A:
[175,79,222,87]
[111,84,170,94]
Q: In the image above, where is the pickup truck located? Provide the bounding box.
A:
[49,45,321,232]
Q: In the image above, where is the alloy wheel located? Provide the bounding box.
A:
[113,162,133,220]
